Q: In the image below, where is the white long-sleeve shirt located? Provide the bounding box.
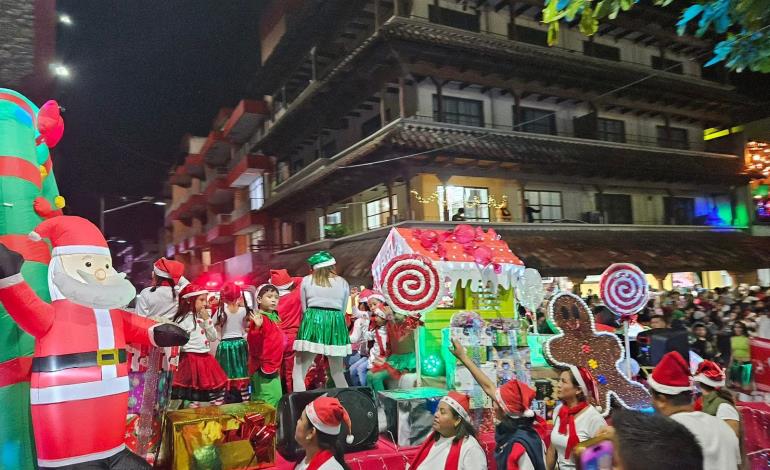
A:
[349,310,370,354]
[176,313,218,353]
[670,411,741,470]
[136,286,178,321]
[300,275,349,312]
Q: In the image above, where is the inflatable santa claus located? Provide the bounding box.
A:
[0,216,189,469]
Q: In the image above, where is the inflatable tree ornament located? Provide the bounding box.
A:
[543,293,650,416]
[0,88,66,470]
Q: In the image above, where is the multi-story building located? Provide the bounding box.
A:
[164,0,770,290]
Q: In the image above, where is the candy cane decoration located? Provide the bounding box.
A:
[379,254,441,315]
[599,263,649,317]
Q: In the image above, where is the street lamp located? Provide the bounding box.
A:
[99,195,167,234]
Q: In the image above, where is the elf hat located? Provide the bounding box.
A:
[180,283,208,300]
[495,379,536,417]
[153,258,185,283]
[648,351,693,395]
[29,216,110,257]
[440,391,472,424]
[307,251,336,269]
[693,360,726,388]
[305,396,354,444]
[569,365,600,404]
[270,269,294,291]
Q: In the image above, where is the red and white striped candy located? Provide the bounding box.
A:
[599,263,649,317]
[379,254,441,315]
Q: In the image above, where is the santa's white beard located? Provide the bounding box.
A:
[49,257,136,309]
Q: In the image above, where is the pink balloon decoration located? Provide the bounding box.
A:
[37,100,64,148]
[453,224,475,244]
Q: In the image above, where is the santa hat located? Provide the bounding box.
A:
[648,351,693,395]
[220,281,242,303]
[270,269,294,291]
[693,360,726,388]
[305,396,354,444]
[29,216,109,257]
[440,391,472,424]
[153,258,185,283]
[359,289,373,303]
[495,380,536,417]
[307,251,336,269]
[368,290,386,304]
[180,283,208,300]
[569,366,600,404]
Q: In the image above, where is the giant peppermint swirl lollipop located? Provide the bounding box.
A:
[599,263,649,317]
[380,254,441,315]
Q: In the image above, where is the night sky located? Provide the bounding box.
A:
[53,0,261,242]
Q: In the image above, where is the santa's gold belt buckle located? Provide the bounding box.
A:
[96,348,120,366]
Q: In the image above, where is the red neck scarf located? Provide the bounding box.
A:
[374,328,390,358]
[305,449,334,470]
[409,432,463,470]
[557,401,589,459]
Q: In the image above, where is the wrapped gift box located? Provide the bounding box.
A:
[159,402,276,470]
[378,387,447,447]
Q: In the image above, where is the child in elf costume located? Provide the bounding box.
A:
[247,283,286,407]
[171,284,228,407]
[215,281,251,402]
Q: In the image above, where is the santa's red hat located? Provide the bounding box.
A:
[270,269,294,291]
[496,380,536,417]
[359,289,373,303]
[693,360,725,388]
[440,391,472,424]
[220,281,242,303]
[29,216,109,257]
[649,351,693,395]
[180,283,208,300]
[368,290,386,304]
[569,365,600,404]
[305,396,354,444]
[154,258,184,283]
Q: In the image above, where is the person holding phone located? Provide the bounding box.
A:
[546,367,606,470]
[450,338,546,470]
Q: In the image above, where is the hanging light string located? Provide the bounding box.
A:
[409,190,508,209]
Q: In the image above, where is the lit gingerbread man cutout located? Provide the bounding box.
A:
[544,293,650,415]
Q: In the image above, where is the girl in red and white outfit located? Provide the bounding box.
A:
[693,360,741,437]
[215,281,251,402]
[171,284,228,407]
[409,391,487,470]
[547,366,606,470]
[294,396,354,470]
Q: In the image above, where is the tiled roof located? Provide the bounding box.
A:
[383,120,743,183]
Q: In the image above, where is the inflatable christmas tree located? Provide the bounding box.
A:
[0,88,65,469]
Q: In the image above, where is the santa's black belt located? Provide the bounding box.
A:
[32,348,127,372]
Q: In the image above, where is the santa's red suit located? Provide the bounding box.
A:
[0,216,188,468]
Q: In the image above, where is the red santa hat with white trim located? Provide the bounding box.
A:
[496,379,537,417]
[29,216,110,257]
[154,258,185,283]
[305,396,354,444]
[440,391,472,424]
[693,360,726,388]
[569,365,600,404]
[648,351,693,395]
[270,269,294,292]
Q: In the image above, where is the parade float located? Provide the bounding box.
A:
[0,88,65,470]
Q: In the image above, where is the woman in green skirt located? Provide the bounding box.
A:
[293,251,352,391]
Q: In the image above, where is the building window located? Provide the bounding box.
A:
[428,5,480,32]
[596,193,633,224]
[509,25,548,46]
[664,197,695,225]
[276,161,290,184]
[318,211,342,240]
[524,190,563,222]
[249,227,266,250]
[652,56,683,74]
[597,118,626,143]
[248,177,264,211]
[361,115,381,138]
[437,186,490,222]
[515,107,557,135]
[366,196,397,230]
[316,140,336,159]
[433,95,484,127]
[583,42,620,61]
[656,126,689,149]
